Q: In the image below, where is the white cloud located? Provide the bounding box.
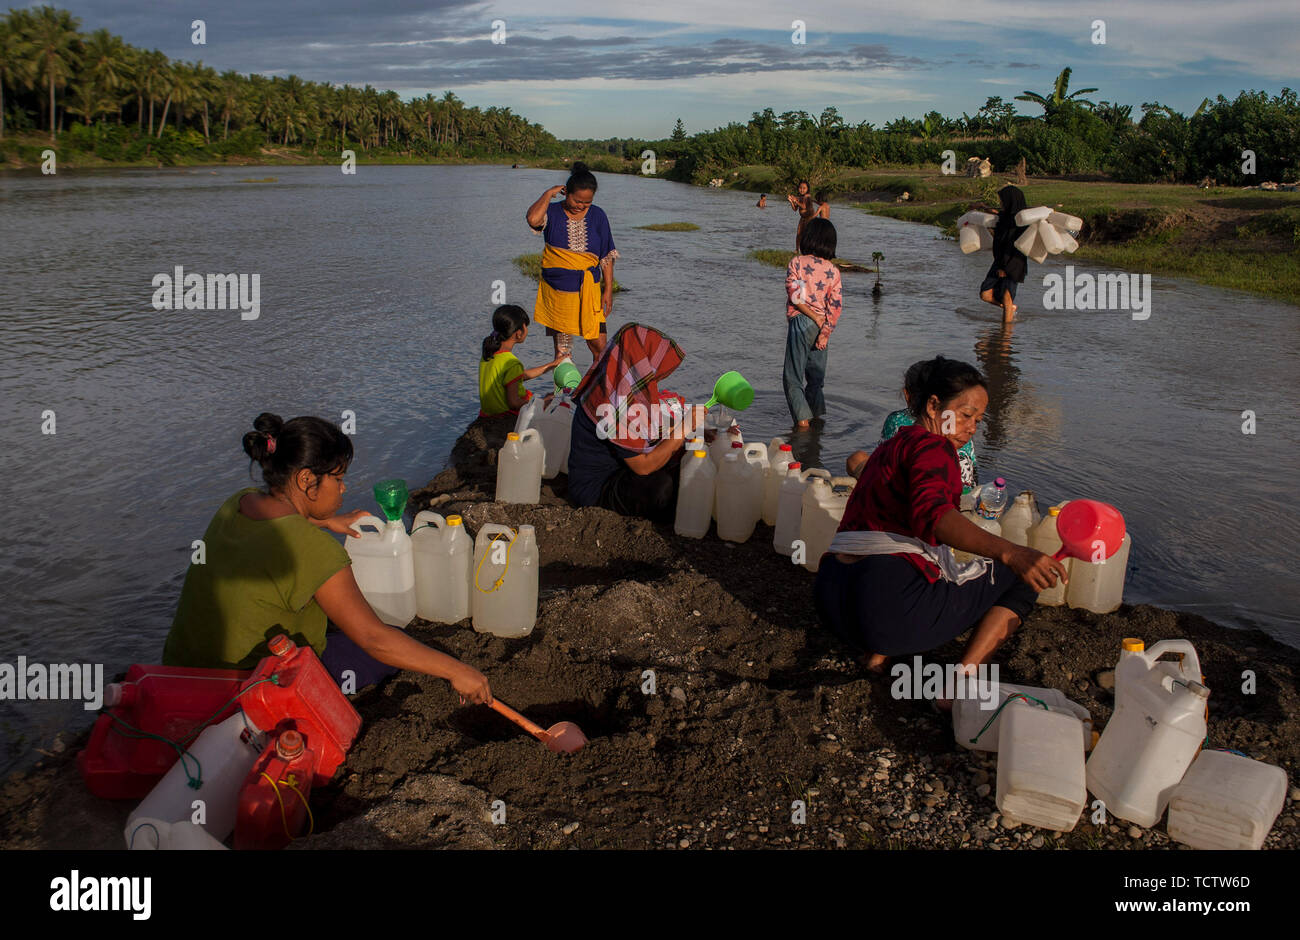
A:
[495,1,1300,78]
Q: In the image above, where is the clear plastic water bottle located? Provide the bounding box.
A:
[555,332,573,357]
[977,477,1009,520]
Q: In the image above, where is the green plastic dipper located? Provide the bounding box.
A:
[554,360,582,391]
[702,371,755,411]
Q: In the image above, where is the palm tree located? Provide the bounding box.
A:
[191,63,217,141]
[159,60,199,135]
[0,10,38,140]
[335,84,360,146]
[82,28,128,123]
[139,49,168,135]
[1015,67,1098,116]
[154,60,181,136]
[21,5,83,140]
[65,79,116,125]
[217,69,242,139]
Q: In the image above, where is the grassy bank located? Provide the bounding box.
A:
[0,129,570,172]
[707,165,1300,304]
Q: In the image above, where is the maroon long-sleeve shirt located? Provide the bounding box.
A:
[837,424,963,582]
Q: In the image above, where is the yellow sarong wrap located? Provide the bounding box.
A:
[534,244,605,340]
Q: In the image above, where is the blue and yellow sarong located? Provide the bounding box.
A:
[534,244,605,340]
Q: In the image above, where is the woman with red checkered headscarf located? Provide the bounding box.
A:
[565,323,707,523]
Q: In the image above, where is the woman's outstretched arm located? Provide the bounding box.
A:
[315,568,492,703]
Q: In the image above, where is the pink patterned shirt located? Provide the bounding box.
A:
[785,255,843,347]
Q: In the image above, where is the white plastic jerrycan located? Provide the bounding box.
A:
[537,396,575,479]
[762,442,795,526]
[1086,638,1209,828]
[1030,504,1072,606]
[715,446,764,543]
[1000,491,1041,547]
[513,397,541,436]
[710,422,743,468]
[800,475,852,573]
[674,448,716,539]
[773,463,808,556]
[996,698,1088,832]
[126,712,264,846]
[1167,749,1289,850]
[1066,531,1132,614]
[952,681,1092,752]
[471,523,539,638]
[411,511,473,624]
[126,818,230,850]
[496,429,544,504]
[346,513,417,627]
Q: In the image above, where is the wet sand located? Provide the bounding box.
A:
[2,417,1296,850]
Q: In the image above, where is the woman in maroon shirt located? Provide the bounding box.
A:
[814,357,1066,692]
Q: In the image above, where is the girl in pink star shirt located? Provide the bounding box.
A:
[783,218,843,428]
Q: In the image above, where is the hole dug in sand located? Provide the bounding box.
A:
[449,698,624,746]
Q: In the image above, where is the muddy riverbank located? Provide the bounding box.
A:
[2,417,1296,850]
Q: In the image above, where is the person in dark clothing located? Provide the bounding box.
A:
[814,357,1066,703]
[565,323,707,524]
[980,185,1029,323]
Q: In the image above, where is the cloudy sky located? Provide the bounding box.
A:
[39,0,1300,138]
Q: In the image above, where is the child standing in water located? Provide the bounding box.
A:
[783,218,843,429]
[478,304,565,417]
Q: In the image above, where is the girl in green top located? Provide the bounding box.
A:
[163,412,492,704]
[479,305,565,417]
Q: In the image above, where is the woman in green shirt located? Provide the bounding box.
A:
[163,413,491,704]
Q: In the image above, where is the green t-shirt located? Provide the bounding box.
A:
[162,488,352,670]
[478,351,525,416]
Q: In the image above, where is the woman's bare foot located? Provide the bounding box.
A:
[1002,303,1017,323]
[846,449,870,478]
[794,419,811,430]
[859,652,889,673]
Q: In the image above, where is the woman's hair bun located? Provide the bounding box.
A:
[242,412,284,461]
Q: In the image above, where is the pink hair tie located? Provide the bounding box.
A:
[266,436,277,455]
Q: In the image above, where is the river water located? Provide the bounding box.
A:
[1,164,1296,772]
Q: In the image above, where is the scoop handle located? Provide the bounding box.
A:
[702,395,719,410]
[1052,547,1069,561]
[490,699,549,742]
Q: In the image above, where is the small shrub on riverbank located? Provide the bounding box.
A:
[636,222,699,231]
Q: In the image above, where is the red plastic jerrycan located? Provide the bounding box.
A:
[78,663,251,799]
[234,728,315,850]
[238,635,361,787]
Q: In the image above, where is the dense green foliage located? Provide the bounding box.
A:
[669,77,1299,187]
[0,6,562,163]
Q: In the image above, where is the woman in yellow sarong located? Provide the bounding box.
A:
[526,161,618,359]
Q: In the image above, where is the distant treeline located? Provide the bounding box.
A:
[664,70,1300,188]
[0,6,563,163]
